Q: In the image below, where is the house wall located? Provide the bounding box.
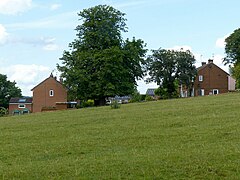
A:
[56,103,67,110]
[9,104,33,114]
[194,63,228,96]
[228,76,236,91]
[32,77,67,113]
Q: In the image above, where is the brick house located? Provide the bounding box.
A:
[31,74,68,113]
[193,59,236,96]
[9,97,33,114]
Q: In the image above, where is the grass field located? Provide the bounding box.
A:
[0,93,240,179]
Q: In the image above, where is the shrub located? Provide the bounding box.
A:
[130,90,146,103]
[110,100,121,109]
[82,100,94,108]
[145,95,154,101]
[0,107,8,117]
[76,104,81,109]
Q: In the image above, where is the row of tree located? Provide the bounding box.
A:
[57,5,197,104]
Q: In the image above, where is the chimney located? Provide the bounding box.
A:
[202,62,206,66]
[208,59,213,64]
[60,77,63,83]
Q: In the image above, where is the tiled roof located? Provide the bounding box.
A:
[197,63,229,75]
[197,64,208,71]
[31,75,65,91]
[9,97,33,104]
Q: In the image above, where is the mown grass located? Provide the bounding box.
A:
[0,93,240,179]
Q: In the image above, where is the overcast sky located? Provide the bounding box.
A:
[0,0,239,96]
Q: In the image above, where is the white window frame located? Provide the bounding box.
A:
[199,75,203,82]
[18,104,26,109]
[213,89,219,95]
[201,89,205,96]
[49,90,54,97]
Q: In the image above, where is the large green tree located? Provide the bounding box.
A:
[57,5,146,105]
[224,28,240,88]
[224,28,240,65]
[0,74,22,108]
[146,48,197,98]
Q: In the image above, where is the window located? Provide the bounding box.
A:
[199,75,203,82]
[18,104,26,108]
[201,89,205,96]
[49,90,54,97]
[213,89,219,95]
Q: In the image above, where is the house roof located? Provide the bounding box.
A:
[31,74,66,91]
[197,62,230,76]
[197,64,208,71]
[146,88,157,96]
[9,97,33,104]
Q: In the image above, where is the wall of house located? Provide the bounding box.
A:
[32,77,67,113]
[194,63,228,96]
[9,104,33,114]
[228,76,236,91]
[56,103,67,110]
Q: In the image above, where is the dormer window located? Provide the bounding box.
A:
[49,90,54,97]
[199,75,203,82]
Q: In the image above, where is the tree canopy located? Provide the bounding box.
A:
[224,28,240,65]
[146,48,197,98]
[57,5,147,105]
[0,74,22,108]
[224,28,240,88]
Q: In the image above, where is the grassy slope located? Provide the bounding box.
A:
[0,93,240,179]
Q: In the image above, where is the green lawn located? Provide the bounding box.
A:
[1,93,240,179]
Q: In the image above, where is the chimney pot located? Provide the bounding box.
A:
[202,62,206,66]
[208,59,213,64]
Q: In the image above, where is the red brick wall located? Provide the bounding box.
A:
[32,77,67,113]
[194,63,228,96]
[9,104,33,114]
[56,103,67,110]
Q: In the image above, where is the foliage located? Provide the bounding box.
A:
[146,49,196,98]
[110,100,121,109]
[230,63,240,89]
[145,95,154,101]
[0,107,8,117]
[0,93,240,178]
[154,87,168,99]
[224,28,240,65]
[57,5,147,105]
[130,90,142,102]
[82,99,95,108]
[0,74,22,108]
[154,81,179,99]
[224,28,240,87]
